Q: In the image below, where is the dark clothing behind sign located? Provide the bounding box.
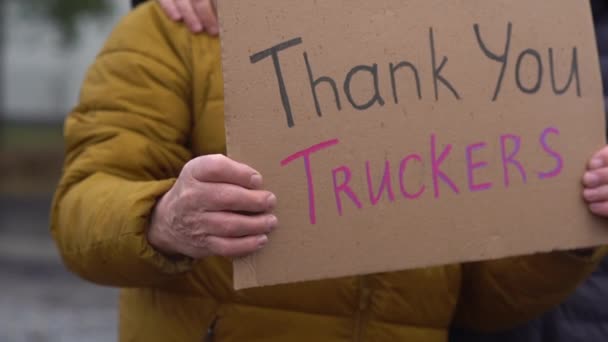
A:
[596,0,608,96]
[450,259,608,342]
[452,1,608,341]
[594,0,608,133]
[131,0,147,8]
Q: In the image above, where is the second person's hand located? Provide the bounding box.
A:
[158,0,219,35]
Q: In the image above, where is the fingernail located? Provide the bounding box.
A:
[257,235,268,248]
[590,202,603,214]
[267,194,277,208]
[584,172,600,187]
[250,174,263,188]
[192,23,203,32]
[591,158,604,169]
[267,216,278,231]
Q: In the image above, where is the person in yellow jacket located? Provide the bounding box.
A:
[51,2,608,341]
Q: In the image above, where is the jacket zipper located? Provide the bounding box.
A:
[354,276,371,342]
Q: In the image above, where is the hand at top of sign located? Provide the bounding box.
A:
[157,0,219,35]
[583,146,608,217]
[147,154,278,259]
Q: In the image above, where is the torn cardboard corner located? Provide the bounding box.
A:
[219,0,608,290]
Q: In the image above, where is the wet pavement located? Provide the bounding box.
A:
[0,196,118,342]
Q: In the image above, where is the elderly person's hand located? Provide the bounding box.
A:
[147,155,277,258]
[583,146,608,217]
[158,0,219,35]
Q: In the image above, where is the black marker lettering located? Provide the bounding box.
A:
[515,48,543,94]
[344,64,386,110]
[390,60,422,103]
[430,27,461,100]
[549,47,581,96]
[250,37,303,128]
[304,52,342,117]
[474,22,512,101]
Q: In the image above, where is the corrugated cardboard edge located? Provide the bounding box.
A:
[216,0,233,160]
[233,257,259,290]
[234,240,608,290]
[216,0,258,291]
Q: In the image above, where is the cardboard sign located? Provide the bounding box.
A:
[219,0,608,289]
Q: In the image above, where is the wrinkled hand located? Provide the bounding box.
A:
[583,146,608,217]
[158,0,219,35]
[148,155,277,259]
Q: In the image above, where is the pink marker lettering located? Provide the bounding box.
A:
[281,138,339,224]
[431,133,460,198]
[466,142,492,192]
[365,160,395,205]
[500,134,527,187]
[332,166,363,216]
[538,127,563,180]
[399,154,425,199]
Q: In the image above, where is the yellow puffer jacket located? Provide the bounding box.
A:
[51,3,607,341]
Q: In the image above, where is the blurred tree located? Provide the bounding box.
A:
[19,0,114,45]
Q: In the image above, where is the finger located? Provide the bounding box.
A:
[193,0,219,35]
[583,168,608,188]
[588,146,608,170]
[158,0,182,21]
[175,0,203,32]
[204,234,269,258]
[583,185,608,203]
[202,212,278,237]
[204,182,277,212]
[188,154,264,189]
[589,201,608,218]
[589,157,604,170]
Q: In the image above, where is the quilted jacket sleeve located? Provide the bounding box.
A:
[454,247,608,332]
[50,3,204,288]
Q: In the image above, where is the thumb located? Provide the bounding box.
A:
[187,154,264,189]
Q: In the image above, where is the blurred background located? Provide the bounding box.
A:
[1,1,129,340]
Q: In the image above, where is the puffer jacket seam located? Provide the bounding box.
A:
[69,109,188,148]
[99,48,188,85]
